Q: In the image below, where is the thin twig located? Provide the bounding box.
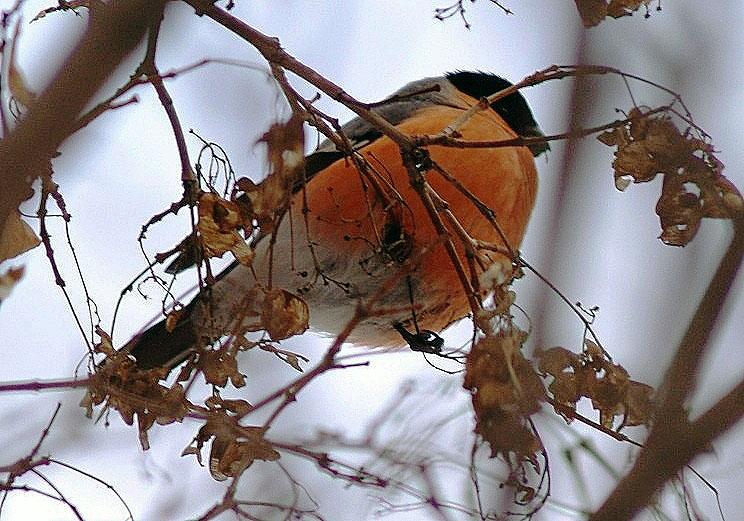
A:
[591,218,744,520]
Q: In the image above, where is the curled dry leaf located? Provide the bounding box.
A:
[258,342,309,372]
[165,306,186,333]
[205,394,253,416]
[31,0,91,22]
[235,114,306,232]
[598,107,743,246]
[261,288,310,341]
[464,328,545,460]
[200,348,246,388]
[0,212,41,262]
[538,340,655,429]
[85,329,189,449]
[197,192,254,265]
[574,0,653,27]
[183,416,279,481]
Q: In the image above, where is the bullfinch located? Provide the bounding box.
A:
[125,71,547,370]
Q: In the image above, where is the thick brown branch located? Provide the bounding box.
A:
[0,0,166,231]
[590,218,744,521]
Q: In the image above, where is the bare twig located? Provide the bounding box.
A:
[0,0,167,231]
[591,218,744,520]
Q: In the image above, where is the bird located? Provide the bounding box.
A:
[124,71,547,370]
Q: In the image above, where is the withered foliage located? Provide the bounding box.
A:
[182,398,279,481]
[196,191,254,267]
[0,211,40,263]
[3,1,741,519]
[82,328,189,450]
[598,108,743,246]
[261,288,310,341]
[574,0,658,27]
[81,116,310,485]
[0,265,24,304]
[464,328,545,460]
[234,113,305,233]
[539,340,654,429]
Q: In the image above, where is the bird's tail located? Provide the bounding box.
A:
[123,299,199,370]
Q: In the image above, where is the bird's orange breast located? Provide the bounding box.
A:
[289,100,538,335]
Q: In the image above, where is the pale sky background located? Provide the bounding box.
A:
[1,1,742,520]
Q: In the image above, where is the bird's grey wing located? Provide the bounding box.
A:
[166,76,454,274]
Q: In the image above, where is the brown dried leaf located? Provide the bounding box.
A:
[538,346,582,376]
[31,0,90,22]
[541,343,655,429]
[464,330,545,460]
[475,409,542,460]
[0,212,41,262]
[574,0,607,27]
[184,418,279,481]
[205,394,253,416]
[574,0,652,26]
[8,21,36,108]
[607,0,651,19]
[258,342,309,372]
[165,307,186,333]
[87,349,188,449]
[623,380,655,427]
[201,349,246,389]
[613,141,658,183]
[261,288,309,341]
[197,192,254,265]
[209,428,280,481]
[241,114,306,232]
[599,107,742,246]
[94,326,115,356]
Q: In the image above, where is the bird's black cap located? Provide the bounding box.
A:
[446,71,548,156]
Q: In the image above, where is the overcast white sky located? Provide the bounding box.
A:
[1,1,742,520]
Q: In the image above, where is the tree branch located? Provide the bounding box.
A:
[591,217,744,520]
[0,0,166,231]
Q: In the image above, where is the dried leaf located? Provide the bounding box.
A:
[183,418,279,481]
[31,0,91,22]
[538,346,582,376]
[239,114,306,232]
[574,0,652,27]
[261,288,309,341]
[598,107,743,246]
[8,21,36,108]
[574,0,607,27]
[622,381,655,427]
[464,329,545,460]
[94,326,115,356]
[0,212,41,262]
[165,307,185,333]
[201,349,246,389]
[258,342,308,372]
[86,345,188,449]
[540,343,655,430]
[197,192,254,265]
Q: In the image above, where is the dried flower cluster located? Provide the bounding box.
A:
[539,340,654,429]
[574,0,658,27]
[82,328,189,450]
[464,327,545,460]
[599,108,743,246]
